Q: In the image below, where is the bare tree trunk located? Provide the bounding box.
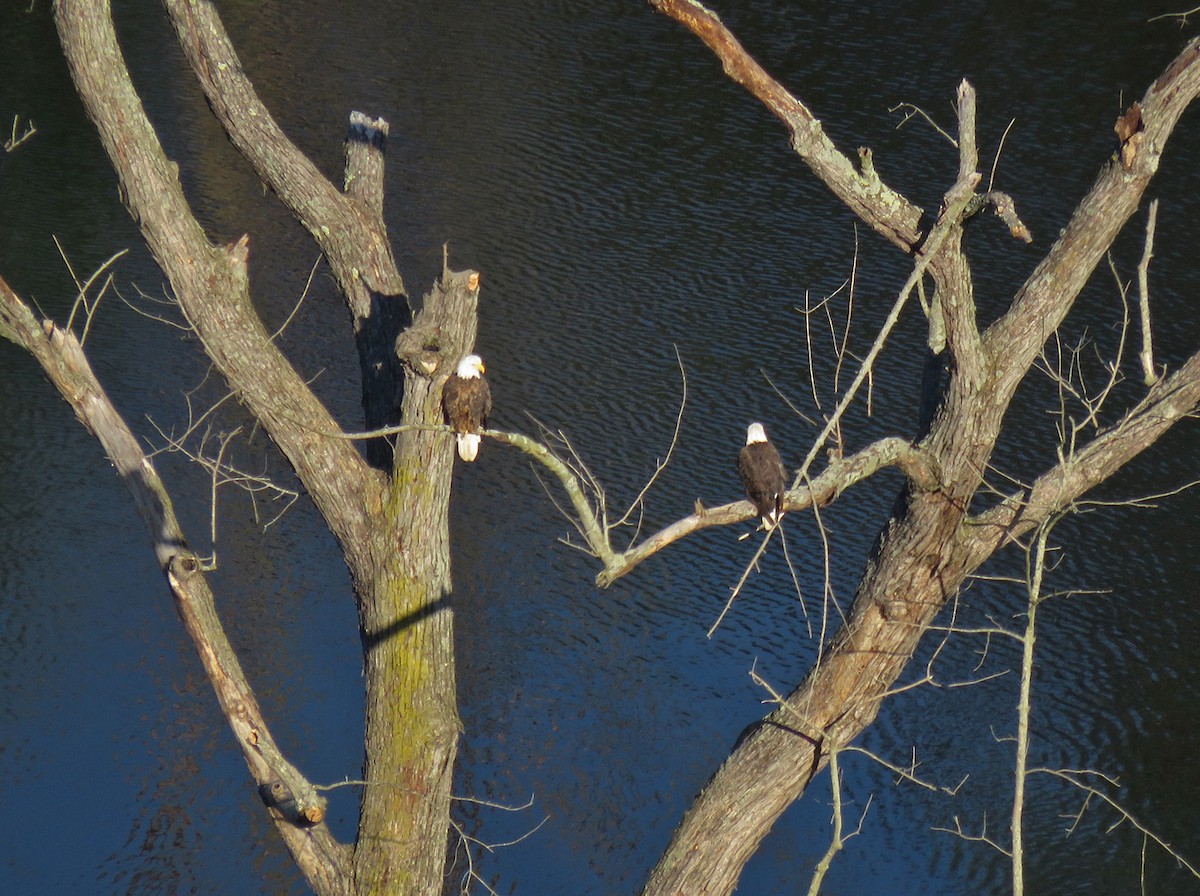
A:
[641,5,1200,894]
[44,2,480,894]
[351,268,480,894]
[16,4,1200,895]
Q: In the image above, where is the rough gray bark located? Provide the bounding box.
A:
[0,280,351,894]
[13,2,478,895]
[8,3,1200,896]
[635,4,1200,895]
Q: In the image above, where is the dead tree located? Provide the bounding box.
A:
[2,1,479,894]
[5,2,1200,895]
[606,4,1200,894]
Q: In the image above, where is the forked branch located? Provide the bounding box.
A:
[162,0,405,309]
[54,0,382,555]
[966,347,1200,562]
[492,425,937,587]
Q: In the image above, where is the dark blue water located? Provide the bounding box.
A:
[3,1,1200,893]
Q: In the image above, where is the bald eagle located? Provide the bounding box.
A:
[442,354,491,462]
[738,422,788,530]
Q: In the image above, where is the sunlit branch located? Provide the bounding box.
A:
[338,421,940,590]
[4,114,37,152]
[778,520,811,637]
[55,0,381,553]
[933,815,1012,858]
[56,238,128,344]
[161,0,404,305]
[787,152,981,492]
[445,792,548,896]
[805,747,872,896]
[145,419,301,556]
[834,226,860,397]
[709,526,778,637]
[842,744,967,796]
[650,0,925,251]
[610,345,688,530]
[1137,199,1161,386]
[965,349,1200,557]
[0,274,347,878]
[890,101,958,147]
[754,661,958,799]
[269,253,324,341]
[987,117,1017,193]
[118,280,194,331]
[596,435,938,588]
[486,429,617,567]
[1011,514,1058,896]
[806,476,847,667]
[965,190,1032,243]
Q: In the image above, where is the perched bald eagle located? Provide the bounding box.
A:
[738,422,788,530]
[442,354,491,462]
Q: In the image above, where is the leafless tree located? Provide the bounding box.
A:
[5,1,469,894]
[3,2,1200,896]
[617,4,1200,894]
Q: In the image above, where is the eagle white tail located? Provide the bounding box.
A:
[456,432,482,462]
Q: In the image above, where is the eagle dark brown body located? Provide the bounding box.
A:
[738,422,787,530]
[442,354,491,462]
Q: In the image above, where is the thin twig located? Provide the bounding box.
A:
[1012,514,1058,896]
[1136,199,1161,386]
[987,118,1017,193]
[709,526,777,637]
[270,253,324,341]
[1030,767,1200,878]
[55,238,128,342]
[890,102,959,147]
[4,114,37,152]
[789,167,980,491]
[611,346,688,529]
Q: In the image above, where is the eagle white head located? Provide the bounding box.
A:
[745,422,768,445]
[456,354,486,379]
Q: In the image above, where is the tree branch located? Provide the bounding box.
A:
[966,348,1200,559]
[789,162,981,491]
[984,37,1200,393]
[162,0,405,312]
[649,0,924,252]
[0,274,351,895]
[487,429,619,567]
[53,0,381,556]
[1137,199,1161,386]
[605,436,937,587]
[638,23,1200,896]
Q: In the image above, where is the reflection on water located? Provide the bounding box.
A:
[3,1,1200,894]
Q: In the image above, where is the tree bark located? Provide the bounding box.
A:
[351,266,480,894]
[20,4,1200,895]
[0,277,352,895]
[642,6,1200,894]
[47,2,477,894]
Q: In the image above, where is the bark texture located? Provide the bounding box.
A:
[9,4,1200,896]
[32,2,477,895]
[638,5,1200,894]
[0,280,351,894]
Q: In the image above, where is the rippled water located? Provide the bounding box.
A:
[3,1,1200,894]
